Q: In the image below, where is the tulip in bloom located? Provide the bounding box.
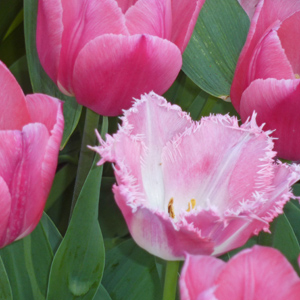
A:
[36,0,205,116]
[180,245,300,300]
[91,92,300,260]
[231,0,300,160]
[0,61,64,248]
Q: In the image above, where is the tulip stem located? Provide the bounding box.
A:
[69,108,100,220]
[162,260,180,300]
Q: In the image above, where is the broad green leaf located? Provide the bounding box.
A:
[182,0,249,98]
[293,183,300,197]
[0,222,53,300]
[164,71,238,120]
[0,257,12,300]
[258,212,300,275]
[283,201,300,245]
[40,213,63,255]
[0,0,22,41]
[46,119,108,300]
[45,164,77,211]
[93,285,112,300]
[102,239,162,300]
[23,0,82,148]
[99,177,128,239]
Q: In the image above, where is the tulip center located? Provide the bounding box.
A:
[295,74,300,79]
[168,198,196,219]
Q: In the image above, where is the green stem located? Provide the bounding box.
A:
[162,260,180,300]
[69,109,100,220]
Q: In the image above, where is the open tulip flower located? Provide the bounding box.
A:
[36,0,205,116]
[91,92,300,260]
[180,245,300,300]
[0,61,64,248]
[231,0,300,161]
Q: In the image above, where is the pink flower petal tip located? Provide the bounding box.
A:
[180,245,300,300]
[231,0,300,160]
[91,92,300,260]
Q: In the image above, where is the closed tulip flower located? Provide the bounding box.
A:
[231,0,300,160]
[91,92,300,260]
[36,0,205,116]
[0,61,64,248]
[180,246,300,300]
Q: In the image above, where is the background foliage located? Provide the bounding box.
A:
[0,0,300,299]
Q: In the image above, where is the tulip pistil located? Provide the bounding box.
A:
[168,198,175,219]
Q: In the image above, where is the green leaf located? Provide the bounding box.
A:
[45,164,77,211]
[182,0,250,98]
[283,201,300,246]
[258,212,300,275]
[0,0,22,41]
[46,119,108,300]
[93,285,112,300]
[0,222,53,300]
[23,0,82,148]
[0,257,13,300]
[99,177,128,239]
[40,213,63,255]
[102,239,162,300]
[164,71,238,120]
[9,55,32,94]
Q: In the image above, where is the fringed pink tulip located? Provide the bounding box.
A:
[36,0,205,116]
[231,0,300,160]
[0,61,64,248]
[180,246,300,300]
[91,92,300,260]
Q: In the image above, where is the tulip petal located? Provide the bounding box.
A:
[114,185,215,260]
[248,29,294,82]
[0,177,11,247]
[215,246,300,300]
[277,11,300,75]
[125,0,172,40]
[115,0,138,14]
[94,92,192,210]
[230,0,300,110]
[170,0,205,52]
[57,0,128,94]
[25,94,64,197]
[0,62,30,130]
[237,0,260,19]
[37,0,63,83]
[73,34,182,116]
[2,124,50,246]
[180,255,225,300]
[161,114,275,216]
[240,78,300,160]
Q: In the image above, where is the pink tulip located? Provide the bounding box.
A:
[180,245,300,300]
[0,61,64,248]
[36,0,205,116]
[231,0,300,160]
[91,92,300,260]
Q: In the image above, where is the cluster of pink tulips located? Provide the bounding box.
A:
[1,0,300,299]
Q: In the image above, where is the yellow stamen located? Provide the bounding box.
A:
[295,74,300,79]
[186,199,196,212]
[168,198,175,219]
